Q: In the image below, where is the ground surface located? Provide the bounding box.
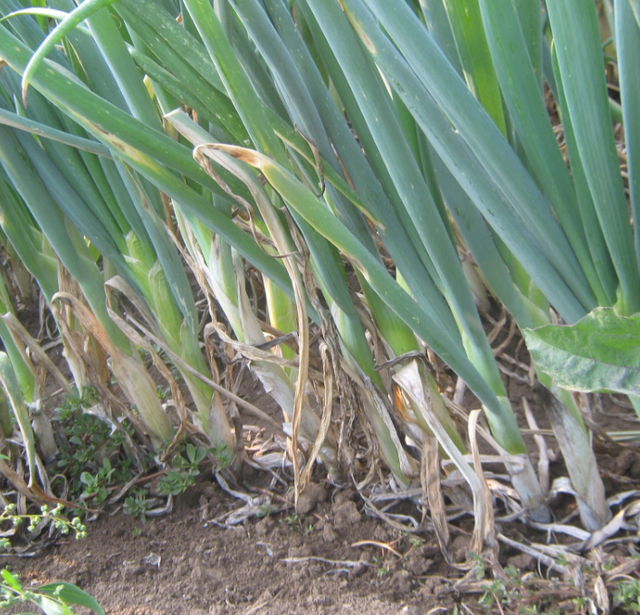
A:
[5,479,465,615]
[4,435,640,615]
[3,309,640,614]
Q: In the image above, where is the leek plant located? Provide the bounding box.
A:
[0,0,633,537]
[0,0,550,525]
[0,0,237,454]
[328,0,630,529]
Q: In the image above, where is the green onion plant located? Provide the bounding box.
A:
[0,0,634,540]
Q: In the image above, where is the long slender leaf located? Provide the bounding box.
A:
[338,0,592,323]
[0,106,110,156]
[478,0,610,305]
[0,352,37,486]
[16,0,120,102]
[547,0,640,315]
[616,0,640,274]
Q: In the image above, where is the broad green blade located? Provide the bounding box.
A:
[478,0,609,306]
[524,307,640,398]
[419,0,464,74]
[433,151,549,330]
[296,0,463,341]
[631,0,640,29]
[181,0,288,164]
[0,107,110,156]
[0,351,37,487]
[547,0,640,315]
[513,0,543,91]
[114,160,199,329]
[0,180,58,301]
[442,0,507,134]
[84,4,163,130]
[116,0,226,95]
[0,125,129,349]
[116,6,249,144]
[304,0,506,397]
[0,23,254,203]
[242,0,380,253]
[10,126,132,277]
[550,44,618,307]
[127,46,234,142]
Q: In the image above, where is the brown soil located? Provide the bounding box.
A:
[3,306,640,614]
[5,432,640,615]
[5,479,465,615]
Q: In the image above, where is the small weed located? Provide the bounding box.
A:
[158,443,231,496]
[132,526,143,538]
[210,443,233,470]
[159,443,205,496]
[303,524,314,536]
[469,552,488,581]
[373,555,391,577]
[571,595,589,611]
[614,578,640,612]
[123,488,150,522]
[257,503,274,518]
[54,388,138,502]
[80,458,116,506]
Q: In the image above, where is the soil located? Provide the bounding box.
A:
[5,399,640,615]
[4,479,462,615]
[3,304,640,614]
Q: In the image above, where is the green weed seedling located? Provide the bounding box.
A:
[158,443,232,496]
[123,488,150,522]
[372,555,391,578]
[80,458,116,506]
[257,503,274,518]
[0,568,105,615]
[159,443,207,496]
[614,577,640,612]
[54,388,138,501]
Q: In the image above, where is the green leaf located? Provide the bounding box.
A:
[38,583,105,615]
[0,108,110,157]
[524,307,640,396]
[617,0,640,279]
[34,595,67,615]
[629,0,640,30]
[1,568,22,592]
[0,352,37,487]
[339,0,593,322]
[214,144,531,454]
[18,0,120,103]
[547,0,640,315]
[442,0,507,134]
